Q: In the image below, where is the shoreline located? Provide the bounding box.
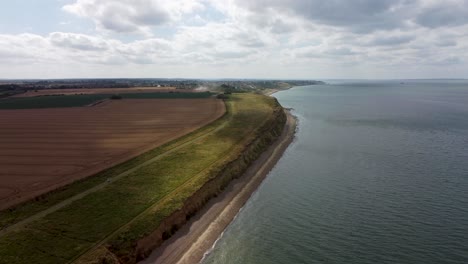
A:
[140,107,297,264]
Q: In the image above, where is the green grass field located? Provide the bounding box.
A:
[0,94,110,109]
[0,93,282,264]
[0,92,213,109]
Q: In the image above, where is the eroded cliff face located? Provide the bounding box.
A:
[103,98,286,264]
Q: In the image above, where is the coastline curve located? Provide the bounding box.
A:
[141,109,297,264]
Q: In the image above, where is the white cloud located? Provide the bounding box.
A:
[1,0,468,78]
[63,0,205,35]
[0,34,52,64]
[50,32,110,51]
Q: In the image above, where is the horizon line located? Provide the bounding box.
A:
[1,78,467,81]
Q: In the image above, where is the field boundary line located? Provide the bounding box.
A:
[69,138,241,264]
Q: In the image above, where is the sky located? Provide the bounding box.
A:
[1,0,468,79]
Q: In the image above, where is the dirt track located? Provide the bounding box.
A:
[0,98,224,209]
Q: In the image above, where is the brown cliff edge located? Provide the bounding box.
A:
[85,97,296,264]
[139,109,297,264]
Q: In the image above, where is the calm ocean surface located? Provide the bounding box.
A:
[202,80,468,264]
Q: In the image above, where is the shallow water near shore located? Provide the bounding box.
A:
[201,80,468,264]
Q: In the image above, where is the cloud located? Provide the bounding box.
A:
[63,0,205,34]
[0,25,267,67]
[416,1,468,28]
[435,38,457,47]
[0,34,52,63]
[434,56,463,65]
[367,35,414,46]
[230,0,468,33]
[2,0,468,78]
[172,21,275,62]
[50,32,109,51]
[234,0,410,33]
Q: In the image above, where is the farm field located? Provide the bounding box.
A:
[0,93,283,264]
[0,98,225,210]
[12,87,177,97]
[0,92,214,109]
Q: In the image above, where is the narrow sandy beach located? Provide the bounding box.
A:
[140,108,297,264]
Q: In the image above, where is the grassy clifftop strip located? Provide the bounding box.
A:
[0,93,286,264]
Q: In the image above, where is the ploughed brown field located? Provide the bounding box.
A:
[0,98,225,209]
[13,87,177,97]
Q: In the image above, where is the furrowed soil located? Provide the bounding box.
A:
[0,98,224,209]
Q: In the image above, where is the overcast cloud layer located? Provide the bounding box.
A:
[1,0,468,79]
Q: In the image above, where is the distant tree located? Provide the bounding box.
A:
[220,84,236,93]
[216,94,228,100]
[110,94,122,100]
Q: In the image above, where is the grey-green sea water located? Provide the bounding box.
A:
[202,80,468,264]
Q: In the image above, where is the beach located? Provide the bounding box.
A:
[140,108,297,264]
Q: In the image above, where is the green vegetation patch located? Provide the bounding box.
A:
[0,94,110,109]
[0,92,213,109]
[0,94,281,264]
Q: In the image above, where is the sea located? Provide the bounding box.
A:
[201,80,468,264]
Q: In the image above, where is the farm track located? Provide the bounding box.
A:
[0,103,228,237]
[69,121,242,263]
